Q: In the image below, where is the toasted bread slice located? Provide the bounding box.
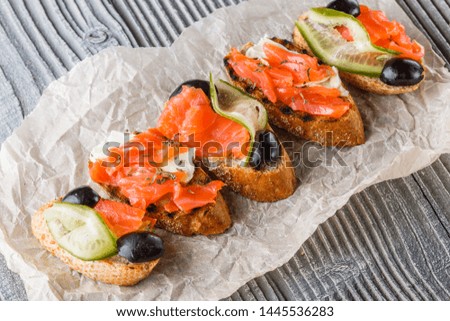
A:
[293,18,425,95]
[224,38,365,147]
[96,167,232,236]
[32,201,159,286]
[159,92,297,202]
[204,127,296,202]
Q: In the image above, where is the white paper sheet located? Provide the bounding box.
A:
[0,0,449,300]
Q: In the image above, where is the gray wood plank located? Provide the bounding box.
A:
[10,0,69,75]
[0,1,58,86]
[0,255,27,301]
[0,67,23,143]
[0,0,449,301]
[413,161,450,236]
[232,176,450,301]
[0,21,42,123]
[398,0,450,66]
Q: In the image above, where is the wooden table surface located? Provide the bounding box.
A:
[0,0,449,301]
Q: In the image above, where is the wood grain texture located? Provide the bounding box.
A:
[0,0,448,301]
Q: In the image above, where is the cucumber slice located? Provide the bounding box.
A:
[296,8,399,77]
[209,74,268,166]
[43,202,117,261]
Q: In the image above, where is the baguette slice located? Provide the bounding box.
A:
[224,38,365,147]
[32,200,159,286]
[95,167,232,236]
[205,126,297,202]
[293,17,425,95]
[159,90,297,202]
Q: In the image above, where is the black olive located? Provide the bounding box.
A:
[380,58,424,86]
[169,79,216,100]
[248,141,263,170]
[62,186,100,208]
[249,131,282,170]
[327,0,361,17]
[259,131,282,165]
[117,232,164,263]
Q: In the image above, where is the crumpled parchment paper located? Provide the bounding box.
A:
[0,0,449,300]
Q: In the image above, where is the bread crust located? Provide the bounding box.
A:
[292,18,425,95]
[32,201,160,286]
[224,38,365,147]
[97,167,232,236]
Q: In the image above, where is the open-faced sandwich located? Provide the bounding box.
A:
[157,76,297,202]
[32,186,163,286]
[293,0,425,95]
[89,128,231,236]
[224,37,365,147]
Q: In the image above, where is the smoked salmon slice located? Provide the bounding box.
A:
[89,128,225,214]
[94,199,151,238]
[357,5,424,61]
[157,86,250,160]
[227,44,350,119]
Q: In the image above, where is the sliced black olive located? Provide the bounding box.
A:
[259,131,282,165]
[249,141,263,170]
[249,131,282,170]
[117,232,164,263]
[62,186,100,208]
[327,0,361,17]
[380,58,424,86]
[169,79,216,100]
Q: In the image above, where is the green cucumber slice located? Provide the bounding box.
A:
[296,8,399,77]
[43,202,117,261]
[209,74,268,166]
